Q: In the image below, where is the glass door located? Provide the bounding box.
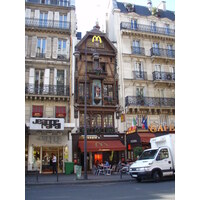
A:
[42,147,63,174]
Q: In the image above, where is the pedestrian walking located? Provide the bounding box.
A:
[52,153,57,174]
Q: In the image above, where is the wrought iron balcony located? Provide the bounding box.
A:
[152,71,175,81]
[125,96,175,107]
[25,18,71,30]
[150,48,175,58]
[131,47,145,56]
[133,71,147,80]
[25,0,71,7]
[25,83,69,96]
[120,22,175,36]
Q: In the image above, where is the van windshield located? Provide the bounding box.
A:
[138,149,158,160]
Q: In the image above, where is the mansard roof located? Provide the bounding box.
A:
[116,2,175,21]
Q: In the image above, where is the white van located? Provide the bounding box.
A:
[129,134,175,182]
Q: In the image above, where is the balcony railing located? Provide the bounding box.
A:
[150,48,175,58]
[133,71,147,80]
[25,0,70,7]
[125,96,175,107]
[79,127,116,134]
[131,47,145,56]
[25,84,70,96]
[152,71,175,81]
[25,18,71,30]
[120,22,175,36]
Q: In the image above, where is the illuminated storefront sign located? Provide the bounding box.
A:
[126,124,175,134]
[148,124,175,133]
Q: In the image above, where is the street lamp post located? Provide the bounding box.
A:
[83,39,88,180]
[74,39,88,180]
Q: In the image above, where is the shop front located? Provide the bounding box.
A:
[27,118,74,174]
[126,132,156,161]
[28,134,70,174]
[76,138,126,170]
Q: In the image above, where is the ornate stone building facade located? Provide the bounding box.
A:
[106,0,175,160]
[25,0,77,173]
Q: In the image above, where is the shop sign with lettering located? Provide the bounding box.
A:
[148,124,175,133]
[30,118,64,130]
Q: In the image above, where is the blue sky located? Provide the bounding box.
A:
[75,0,175,35]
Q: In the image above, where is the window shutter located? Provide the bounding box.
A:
[64,69,67,96]
[54,68,57,94]
[66,39,70,60]
[25,9,31,18]
[48,11,53,28]
[44,69,50,94]
[52,38,58,59]
[29,68,35,93]
[54,12,59,28]
[67,12,70,28]
[34,10,40,26]
[31,36,37,57]
[25,36,28,57]
[46,37,51,58]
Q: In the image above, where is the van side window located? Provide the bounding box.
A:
[156,148,169,160]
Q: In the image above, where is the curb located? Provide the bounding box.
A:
[25,178,134,186]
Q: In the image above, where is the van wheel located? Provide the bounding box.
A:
[152,171,161,183]
[136,177,142,182]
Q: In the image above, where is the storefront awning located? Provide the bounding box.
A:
[78,140,126,152]
[138,133,155,143]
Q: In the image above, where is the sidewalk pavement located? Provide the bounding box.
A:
[25,172,134,186]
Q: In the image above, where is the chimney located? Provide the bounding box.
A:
[147,0,152,11]
[158,1,166,11]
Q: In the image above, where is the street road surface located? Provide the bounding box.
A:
[25,180,175,200]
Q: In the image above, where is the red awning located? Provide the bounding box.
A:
[138,133,155,143]
[78,140,126,152]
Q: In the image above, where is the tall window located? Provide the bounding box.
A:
[103,85,113,99]
[79,83,89,98]
[39,12,48,27]
[103,114,113,127]
[134,62,144,79]
[165,24,170,35]
[35,69,44,94]
[151,21,156,32]
[59,14,67,29]
[155,64,162,79]
[136,87,144,97]
[79,113,90,127]
[37,38,46,56]
[131,19,137,30]
[153,42,160,55]
[91,114,101,127]
[132,40,140,54]
[57,70,64,95]
[58,39,66,53]
[167,44,173,57]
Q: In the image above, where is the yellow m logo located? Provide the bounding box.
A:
[92,35,102,43]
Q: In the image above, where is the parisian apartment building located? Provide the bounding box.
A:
[25,0,77,173]
[106,0,175,160]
